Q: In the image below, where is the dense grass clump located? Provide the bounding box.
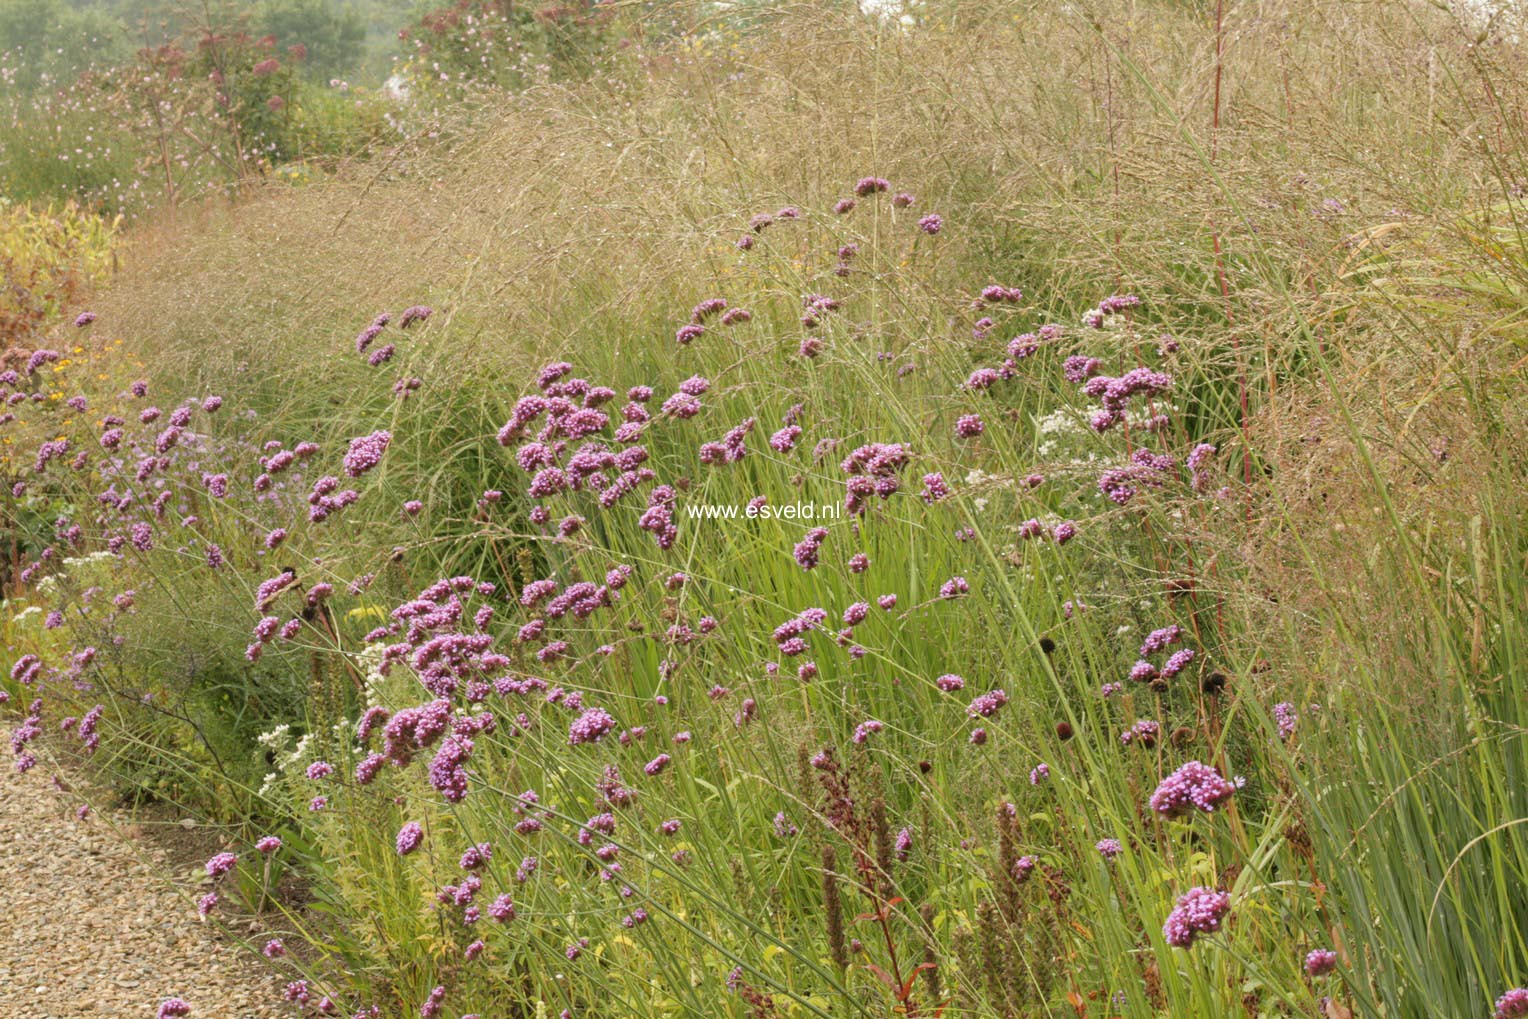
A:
[4,2,1528,1018]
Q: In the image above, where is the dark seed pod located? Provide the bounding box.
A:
[1039,636,1056,654]
[1055,721,1074,741]
[1202,671,1227,695]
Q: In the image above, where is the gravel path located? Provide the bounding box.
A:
[0,739,284,1019]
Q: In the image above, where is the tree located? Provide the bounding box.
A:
[255,0,365,80]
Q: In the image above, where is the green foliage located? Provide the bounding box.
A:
[256,0,367,81]
[0,0,129,92]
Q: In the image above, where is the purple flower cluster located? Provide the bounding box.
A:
[967,689,1008,718]
[1495,988,1528,1019]
[840,442,912,516]
[793,527,829,570]
[1149,761,1242,817]
[205,851,237,877]
[1080,366,1173,432]
[1120,719,1160,747]
[396,821,424,856]
[570,707,617,746]
[699,417,754,465]
[1304,948,1338,977]
[1162,886,1230,948]
[343,430,391,477]
[1081,293,1141,329]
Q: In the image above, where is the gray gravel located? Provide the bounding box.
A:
[0,741,285,1019]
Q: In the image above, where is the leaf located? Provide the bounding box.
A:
[1324,999,1353,1019]
[900,962,936,1000]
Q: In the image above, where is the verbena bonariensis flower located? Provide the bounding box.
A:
[1304,949,1338,977]
[25,349,60,374]
[1120,719,1161,747]
[967,689,1008,718]
[770,425,802,453]
[940,576,969,599]
[954,413,983,438]
[1149,761,1242,817]
[1082,366,1174,431]
[396,821,424,856]
[343,430,391,477]
[1274,702,1298,741]
[1063,355,1101,383]
[399,305,433,328]
[1082,293,1141,329]
[918,213,943,234]
[1187,442,1218,491]
[794,527,829,570]
[1096,838,1123,860]
[979,284,1024,304]
[1163,886,1230,948]
[205,852,237,878]
[852,718,884,743]
[965,367,1002,391]
[419,985,447,1018]
[854,176,890,196]
[569,707,617,746]
[255,570,297,610]
[157,999,192,1018]
[1029,762,1050,785]
[839,442,911,515]
[1495,988,1528,1019]
[690,297,727,322]
[1140,624,1183,656]
[1160,648,1195,678]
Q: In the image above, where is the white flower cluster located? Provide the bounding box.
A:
[255,716,365,800]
